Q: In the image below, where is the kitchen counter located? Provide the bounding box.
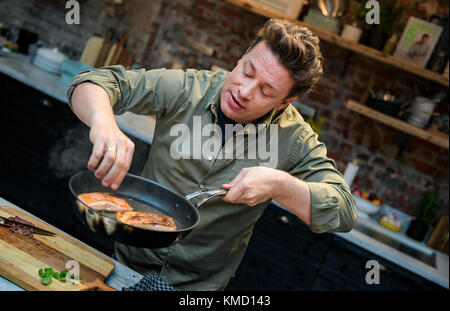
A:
[0,50,448,290]
[274,201,449,289]
[0,196,143,291]
[337,216,448,289]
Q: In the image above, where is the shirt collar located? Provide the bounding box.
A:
[210,101,284,129]
[207,71,228,123]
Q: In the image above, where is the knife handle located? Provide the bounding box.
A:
[82,278,117,291]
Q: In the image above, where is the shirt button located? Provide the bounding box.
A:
[207,156,213,161]
[199,184,205,190]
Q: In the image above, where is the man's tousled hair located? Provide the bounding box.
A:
[249,19,324,97]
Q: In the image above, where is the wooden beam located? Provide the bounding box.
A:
[346,100,449,150]
[224,0,449,87]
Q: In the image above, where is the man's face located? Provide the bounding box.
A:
[421,36,429,44]
[220,41,296,124]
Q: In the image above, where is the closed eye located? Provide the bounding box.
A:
[243,69,252,78]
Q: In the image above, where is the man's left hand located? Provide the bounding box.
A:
[221,167,283,206]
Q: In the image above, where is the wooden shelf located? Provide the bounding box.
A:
[225,0,449,87]
[346,100,449,149]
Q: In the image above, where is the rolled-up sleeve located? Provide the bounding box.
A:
[66,65,190,117]
[287,125,357,233]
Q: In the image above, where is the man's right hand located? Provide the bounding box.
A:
[71,82,135,190]
[88,114,135,190]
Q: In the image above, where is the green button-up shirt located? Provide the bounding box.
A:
[67,66,357,290]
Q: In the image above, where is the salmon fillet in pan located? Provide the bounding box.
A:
[117,211,177,231]
[78,192,133,212]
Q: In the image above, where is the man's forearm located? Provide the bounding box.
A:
[71,82,116,128]
[273,171,311,225]
[69,81,136,189]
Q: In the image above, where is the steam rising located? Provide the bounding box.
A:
[48,124,92,178]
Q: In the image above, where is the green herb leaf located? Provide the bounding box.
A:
[44,268,53,274]
[39,269,53,286]
[38,267,77,285]
[41,275,52,285]
[59,270,68,278]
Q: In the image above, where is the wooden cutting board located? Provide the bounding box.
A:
[0,205,115,291]
[80,36,104,67]
[94,28,114,68]
[104,43,117,66]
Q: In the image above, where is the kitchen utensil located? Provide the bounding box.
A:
[94,28,114,68]
[82,278,117,291]
[0,205,115,291]
[303,9,341,34]
[69,170,227,248]
[79,36,104,66]
[317,0,329,16]
[0,215,55,236]
[317,0,347,17]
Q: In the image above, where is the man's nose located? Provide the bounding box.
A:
[239,81,256,100]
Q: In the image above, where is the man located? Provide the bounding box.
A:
[68,19,357,290]
[408,34,431,61]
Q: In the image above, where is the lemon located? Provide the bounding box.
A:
[379,217,403,232]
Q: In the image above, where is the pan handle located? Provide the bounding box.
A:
[185,188,228,208]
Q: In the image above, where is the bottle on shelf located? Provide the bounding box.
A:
[382,33,399,55]
[343,159,359,189]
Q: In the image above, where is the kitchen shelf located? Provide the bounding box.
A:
[225,0,449,87]
[346,100,449,149]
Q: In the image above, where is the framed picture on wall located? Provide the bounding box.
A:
[393,16,443,68]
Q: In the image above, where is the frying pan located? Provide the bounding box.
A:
[68,170,227,248]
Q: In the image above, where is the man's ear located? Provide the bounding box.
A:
[275,96,296,110]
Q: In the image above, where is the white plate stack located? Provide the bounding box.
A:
[32,47,67,74]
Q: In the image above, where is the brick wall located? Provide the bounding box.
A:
[1,0,448,218]
[0,0,166,63]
